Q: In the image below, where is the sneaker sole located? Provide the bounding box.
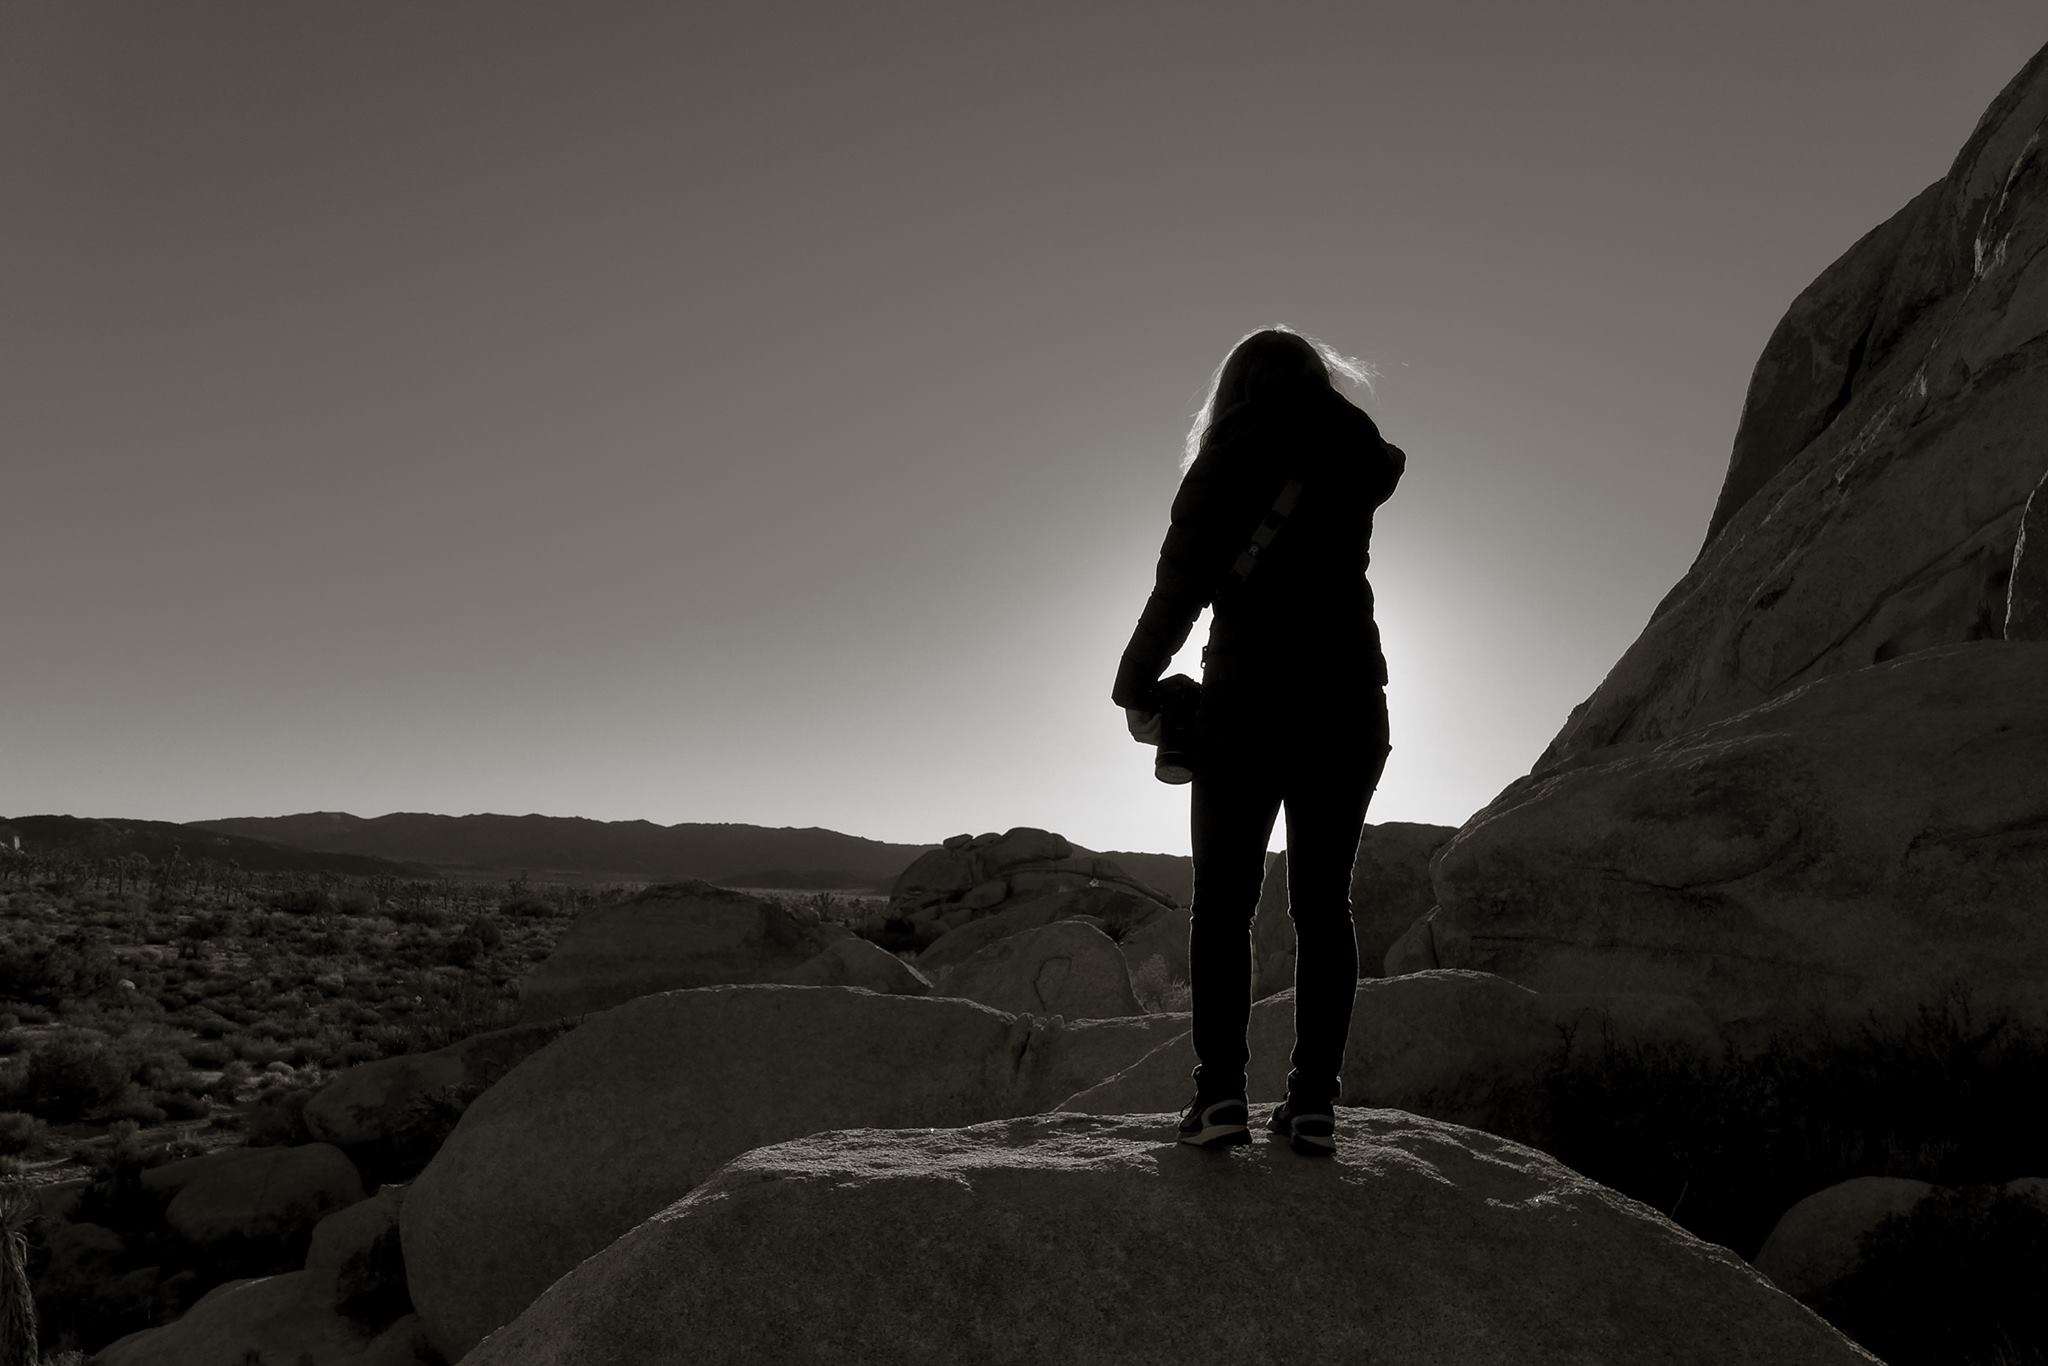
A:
[1267,1117,1337,1156]
[1288,1125,1336,1156]
[1179,1123,1252,1148]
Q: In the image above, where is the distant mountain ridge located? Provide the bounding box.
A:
[1,814,434,877]
[185,811,1196,899]
[186,812,929,890]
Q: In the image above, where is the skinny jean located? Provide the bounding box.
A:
[1186,663,1391,1105]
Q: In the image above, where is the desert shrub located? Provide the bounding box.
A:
[268,886,336,917]
[1129,955,1192,1014]
[243,1085,315,1148]
[1810,1185,2048,1365]
[0,937,118,1008]
[180,1009,235,1040]
[72,1121,171,1232]
[441,936,484,968]
[205,1060,254,1105]
[333,887,380,916]
[12,1031,132,1122]
[463,914,504,950]
[229,1034,285,1065]
[388,901,449,929]
[496,894,558,920]
[334,1039,380,1067]
[157,1089,209,1122]
[866,914,923,954]
[181,908,236,942]
[0,1112,43,1156]
[101,1086,167,1126]
[181,1038,233,1069]
[1535,981,2048,1263]
[378,978,515,1055]
[305,927,352,958]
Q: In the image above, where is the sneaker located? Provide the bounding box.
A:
[1177,1093,1250,1149]
[1267,1094,1337,1156]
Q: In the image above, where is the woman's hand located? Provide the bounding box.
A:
[1125,707,1164,745]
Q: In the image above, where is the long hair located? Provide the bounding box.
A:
[1179,325,1377,473]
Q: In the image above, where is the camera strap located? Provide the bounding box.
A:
[1225,475,1303,587]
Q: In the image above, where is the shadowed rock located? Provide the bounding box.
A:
[1431,642,2048,1040]
[1754,1176,1936,1302]
[304,1016,582,1182]
[97,1269,436,1366]
[916,883,1163,971]
[514,880,846,1022]
[400,984,1186,1360]
[935,919,1140,1018]
[779,934,931,994]
[141,1143,364,1258]
[462,1111,1878,1366]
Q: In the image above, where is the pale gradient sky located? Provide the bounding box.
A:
[5,3,2044,857]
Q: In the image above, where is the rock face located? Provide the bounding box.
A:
[778,934,931,994]
[304,1017,581,1180]
[96,1268,427,1366]
[887,826,1182,963]
[1430,643,2048,1037]
[400,984,1186,1360]
[916,883,1163,971]
[1114,901,1190,986]
[1060,969,1717,1141]
[307,1184,408,1315]
[514,880,846,1022]
[1542,44,2048,766]
[1753,1176,1936,1302]
[936,919,1141,1018]
[2007,470,2048,638]
[463,1111,1877,1366]
[1252,823,1456,998]
[145,1143,365,1257]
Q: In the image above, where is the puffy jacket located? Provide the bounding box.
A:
[1112,384,1404,709]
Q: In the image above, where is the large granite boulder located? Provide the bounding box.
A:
[97,1269,435,1366]
[304,1017,581,1180]
[1252,823,1456,998]
[936,919,1141,1019]
[890,827,1174,914]
[916,883,1164,971]
[778,934,931,994]
[515,880,846,1022]
[1541,43,2048,766]
[1753,1176,1936,1301]
[1429,643,2048,1039]
[1115,901,1190,985]
[1060,969,1717,1141]
[145,1142,365,1258]
[462,1111,1877,1366]
[401,984,1186,1360]
[888,827,1183,958]
[306,1183,408,1315]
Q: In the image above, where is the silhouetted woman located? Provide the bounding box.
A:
[1113,326,1404,1156]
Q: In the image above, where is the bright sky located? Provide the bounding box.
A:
[4,3,2044,857]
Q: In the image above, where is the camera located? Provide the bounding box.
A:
[1146,673,1204,785]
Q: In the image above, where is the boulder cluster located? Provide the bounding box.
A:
[71,40,2048,1366]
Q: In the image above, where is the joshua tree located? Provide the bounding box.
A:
[0,1178,39,1366]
